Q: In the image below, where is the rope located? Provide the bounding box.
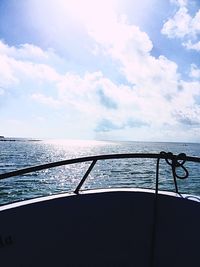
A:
[150,151,189,266]
[160,151,189,194]
[150,155,160,267]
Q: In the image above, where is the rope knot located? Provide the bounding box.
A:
[160,151,189,180]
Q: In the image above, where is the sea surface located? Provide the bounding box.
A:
[1,139,200,205]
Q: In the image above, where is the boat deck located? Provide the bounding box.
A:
[1,189,200,266]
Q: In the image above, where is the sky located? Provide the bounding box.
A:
[0,0,200,142]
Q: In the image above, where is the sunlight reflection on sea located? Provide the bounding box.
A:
[1,139,200,205]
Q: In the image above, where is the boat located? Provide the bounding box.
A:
[0,151,200,266]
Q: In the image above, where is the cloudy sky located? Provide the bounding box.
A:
[0,0,200,142]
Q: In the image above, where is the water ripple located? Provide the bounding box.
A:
[1,140,200,205]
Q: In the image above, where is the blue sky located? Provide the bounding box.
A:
[0,0,200,142]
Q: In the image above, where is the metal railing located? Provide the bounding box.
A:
[0,152,200,194]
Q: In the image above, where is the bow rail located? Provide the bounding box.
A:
[0,152,200,194]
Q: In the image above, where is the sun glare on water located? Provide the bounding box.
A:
[44,139,113,147]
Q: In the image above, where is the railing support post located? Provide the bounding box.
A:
[74,160,97,194]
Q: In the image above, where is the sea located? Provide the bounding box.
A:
[1,139,200,205]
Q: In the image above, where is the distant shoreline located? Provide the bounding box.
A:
[0,137,41,142]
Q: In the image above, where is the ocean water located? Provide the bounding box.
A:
[1,139,200,205]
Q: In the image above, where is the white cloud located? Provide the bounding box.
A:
[81,11,183,127]
[189,64,200,79]
[170,0,188,7]
[31,93,61,108]
[161,2,200,51]
[171,80,200,134]
[84,12,180,95]
[183,40,200,51]
[56,71,140,128]
[66,7,200,140]
[0,42,48,61]
[0,53,19,87]
[0,40,62,96]
[1,4,200,141]
[162,6,191,38]
[0,87,5,95]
